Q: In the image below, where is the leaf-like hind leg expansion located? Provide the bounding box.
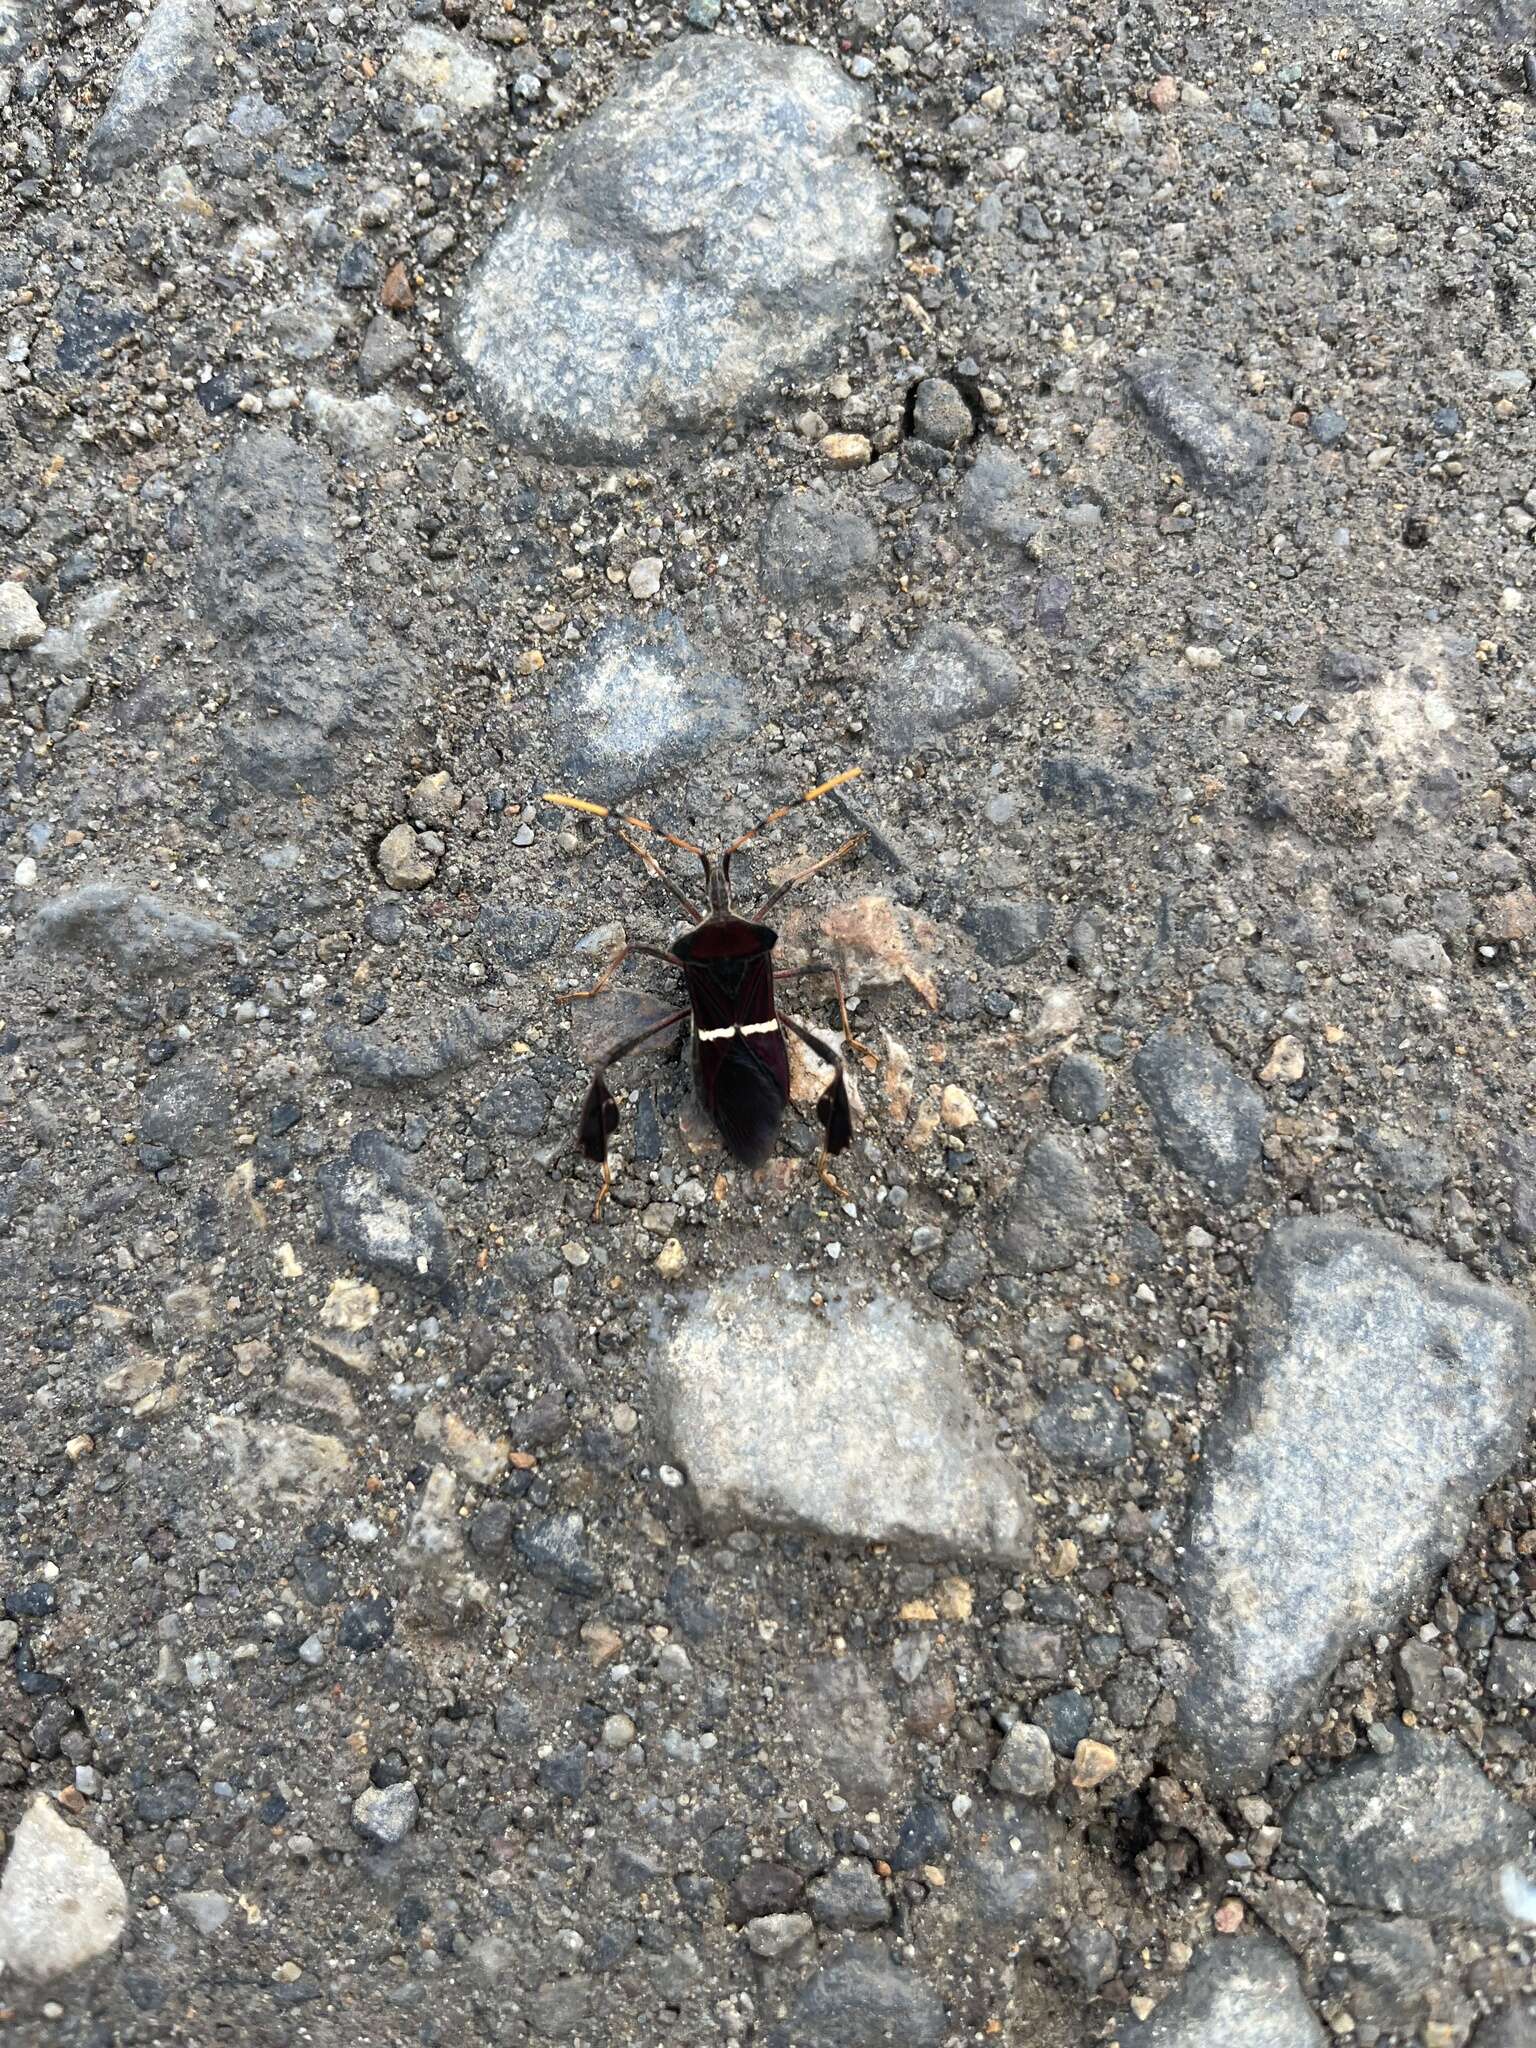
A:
[575,1006,690,1218]
[779,1009,856,1200]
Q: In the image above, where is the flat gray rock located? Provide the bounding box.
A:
[1285,1725,1534,1929]
[26,881,237,977]
[958,441,1042,556]
[0,1798,128,1984]
[196,430,405,795]
[759,488,878,603]
[789,1657,896,1808]
[384,24,497,116]
[1118,1936,1323,2048]
[87,0,218,178]
[1332,1913,1439,2036]
[204,1417,351,1515]
[551,614,752,804]
[453,37,892,460]
[654,1271,1033,1564]
[994,1136,1101,1276]
[765,1948,945,2048]
[870,620,1021,756]
[1125,354,1272,499]
[1177,1221,1536,1791]
[318,1130,454,1285]
[323,1002,510,1088]
[1133,1029,1264,1202]
[948,0,1053,48]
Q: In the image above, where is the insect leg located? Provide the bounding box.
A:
[557,942,685,1005]
[773,958,875,1064]
[576,1006,690,1220]
[751,833,866,920]
[778,1009,855,1201]
[614,831,705,921]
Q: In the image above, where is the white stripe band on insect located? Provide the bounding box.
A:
[696,1020,780,1041]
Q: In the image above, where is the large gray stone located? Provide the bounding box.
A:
[550,614,752,804]
[1176,1221,1536,1792]
[318,1130,453,1285]
[87,0,218,178]
[764,1948,945,2048]
[0,1798,128,1984]
[1285,1725,1534,1930]
[1133,1029,1264,1202]
[1125,354,1272,499]
[453,38,892,461]
[1117,1936,1323,2048]
[994,1136,1101,1276]
[869,620,1019,755]
[1475,2005,1536,2048]
[654,1270,1033,1564]
[26,882,237,978]
[196,431,405,795]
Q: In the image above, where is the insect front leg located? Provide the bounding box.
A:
[557,942,684,1005]
[751,833,866,920]
[575,1007,690,1220]
[778,1010,855,1202]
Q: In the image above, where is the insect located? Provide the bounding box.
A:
[544,770,871,1217]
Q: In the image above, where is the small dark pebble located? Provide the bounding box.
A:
[339,1595,395,1653]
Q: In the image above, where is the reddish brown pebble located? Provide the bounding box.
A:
[381,262,415,313]
[1214,1897,1245,1934]
[1148,74,1178,111]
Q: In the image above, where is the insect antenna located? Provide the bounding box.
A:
[542,791,707,859]
[543,791,707,920]
[721,767,862,873]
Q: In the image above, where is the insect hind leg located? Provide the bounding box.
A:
[779,1010,855,1202]
[573,1006,689,1219]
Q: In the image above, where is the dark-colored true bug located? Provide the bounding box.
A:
[544,769,871,1215]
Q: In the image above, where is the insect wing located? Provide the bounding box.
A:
[703,1038,788,1168]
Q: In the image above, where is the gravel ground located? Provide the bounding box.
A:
[3,0,1536,2041]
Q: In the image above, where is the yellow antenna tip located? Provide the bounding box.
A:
[805,767,862,803]
[543,792,611,818]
